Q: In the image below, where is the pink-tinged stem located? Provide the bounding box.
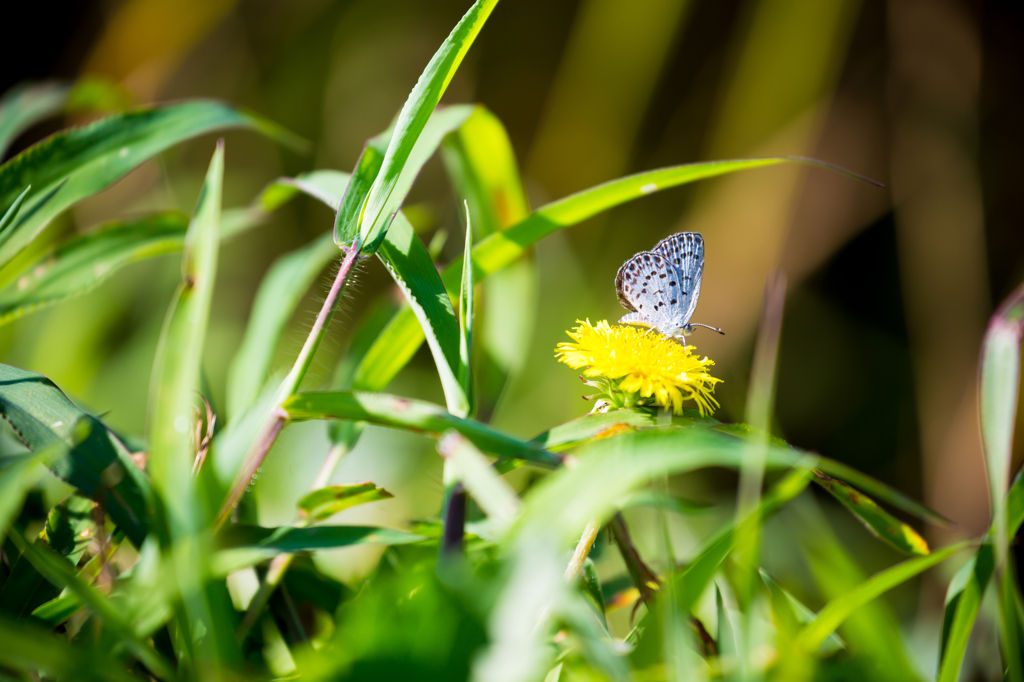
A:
[214,244,360,530]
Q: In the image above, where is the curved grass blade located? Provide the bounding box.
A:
[0,613,146,682]
[377,213,468,415]
[146,142,238,666]
[0,82,70,158]
[0,212,188,326]
[281,390,559,468]
[0,185,30,234]
[938,467,1024,681]
[0,99,300,275]
[358,1,498,252]
[297,483,393,523]
[979,282,1024,681]
[759,568,845,654]
[795,540,973,651]
[531,409,658,452]
[812,471,929,556]
[0,367,149,545]
[212,524,425,574]
[7,531,174,680]
[356,156,871,396]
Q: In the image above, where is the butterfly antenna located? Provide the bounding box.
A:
[691,323,725,335]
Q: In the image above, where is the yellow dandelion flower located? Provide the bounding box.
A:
[555,319,722,416]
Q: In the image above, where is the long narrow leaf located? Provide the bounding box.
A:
[0,82,70,158]
[0,100,300,274]
[282,390,559,467]
[796,541,972,651]
[358,2,498,252]
[458,209,475,417]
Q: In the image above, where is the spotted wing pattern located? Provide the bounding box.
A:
[614,232,704,335]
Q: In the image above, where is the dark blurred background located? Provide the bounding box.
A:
[2,0,1022,574]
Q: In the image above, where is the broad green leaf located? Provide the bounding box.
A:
[334,132,388,246]
[212,524,426,573]
[7,531,174,679]
[297,483,393,522]
[281,390,560,468]
[0,365,149,546]
[0,492,95,618]
[796,541,972,651]
[356,157,859,396]
[226,231,339,418]
[358,1,498,252]
[458,213,475,417]
[812,471,929,555]
[0,82,70,158]
[0,613,144,682]
[515,426,809,547]
[0,99,301,277]
[938,467,1024,681]
[377,213,467,415]
[0,212,188,326]
[146,143,238,666]
[531,408,659,451]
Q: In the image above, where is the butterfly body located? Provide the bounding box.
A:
[615,232,722,340]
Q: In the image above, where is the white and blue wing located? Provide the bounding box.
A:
[654,232,703,327]
[615,251,684,334]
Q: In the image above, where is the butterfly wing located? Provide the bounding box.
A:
[653,232,703,326]
[615,250,683,333]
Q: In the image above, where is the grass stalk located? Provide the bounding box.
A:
[215,243,360,530]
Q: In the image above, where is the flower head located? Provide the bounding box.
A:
[555,319,721,416]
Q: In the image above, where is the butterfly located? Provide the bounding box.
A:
[615,232,724,341]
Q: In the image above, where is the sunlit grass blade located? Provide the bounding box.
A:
[358,1,498,253]
[979,282,1024,681]
[759,569,845,653]
[281,390,559,467]
[0,81,70,157]
[0,212,187,326]
[297,483,393,523]
[0,613,146,682]
[0,368,149,546]
[0,100,300,276]
[458,209,475,416]
[377,213,468,415]
[812,456,950,526]
[0,185,30,234]
[356,156,867,398]
[812,471,929,555]
[146,142,239,668]
[531,408,659,451]
[7,531,175,679]
[796,540,972,651]
[334,132,388,247]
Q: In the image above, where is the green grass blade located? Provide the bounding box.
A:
[297,483,393,522]
[7,532,174,679]
[812,472,930,555]
[377,213,468,415]
[0,366,149,545]
[358,1,498,253]
[282,390,559,467]
[0,100,298,276]
[0,614,145,682]
[458,210,475,417]
[146,142,238,667]
[759,568,845,653]
[938,467,1024,681]
[530,408,659,451]
[334,132,388,247]
[813,456,950,526]
[0,449,54,548]
[0,82,70,158]
[355,156,860,395]
[0,185,30,234]
[0,212,188,326]
[795,540,973,651]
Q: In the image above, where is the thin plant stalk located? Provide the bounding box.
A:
[564,519,601,582]
[215,243,360,530]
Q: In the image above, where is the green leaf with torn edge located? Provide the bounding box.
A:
[298,483,393,522]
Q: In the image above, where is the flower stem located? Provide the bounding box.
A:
[215,243,360,530]
[564,519,601,582]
